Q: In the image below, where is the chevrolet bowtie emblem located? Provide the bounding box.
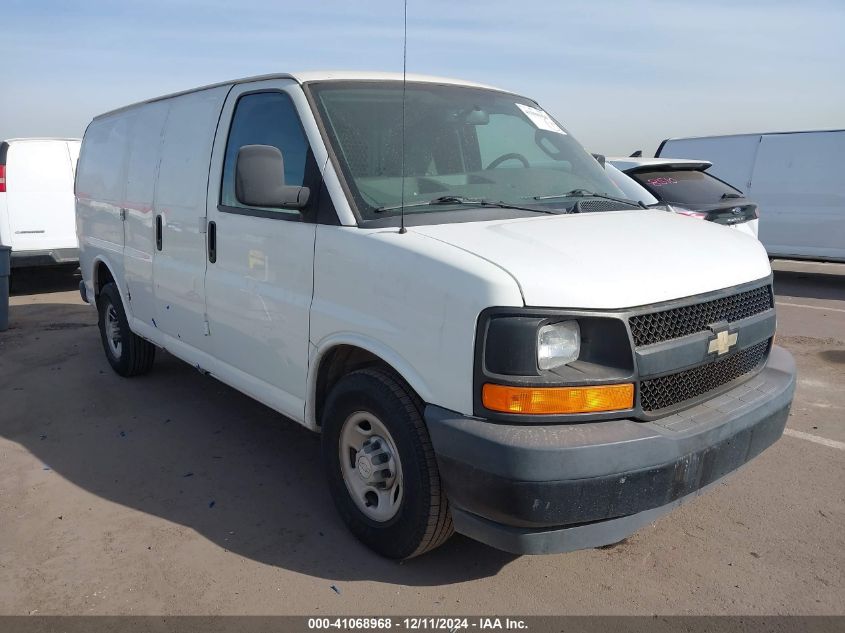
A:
[708,330,738,355]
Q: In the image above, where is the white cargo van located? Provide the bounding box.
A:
[657,130,845,261]
[77,72,795,558]
[0,138,81,267]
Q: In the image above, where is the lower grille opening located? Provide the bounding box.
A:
[640,340,770,412]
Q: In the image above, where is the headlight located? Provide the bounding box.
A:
[537,321,580,370]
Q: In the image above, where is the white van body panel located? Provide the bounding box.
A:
[77,116,129,286]
[130,314,315,422]
[412,210,770,309]
[658,131,845,261]
[122,100,170,327]
[1,138,80,260]
[748,131,845,261]
[151,86,230,353]
[308,227,524,423]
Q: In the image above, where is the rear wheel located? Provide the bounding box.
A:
[321,367,453,559]
[97,282,155,377]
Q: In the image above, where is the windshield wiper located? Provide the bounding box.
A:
[721,192,744,200]
[530,189,647,209]
[374,195,559,215]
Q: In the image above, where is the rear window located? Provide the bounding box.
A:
[630,169,741,205]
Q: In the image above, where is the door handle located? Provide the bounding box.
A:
[208,221,217,263]
[155,215,163,251]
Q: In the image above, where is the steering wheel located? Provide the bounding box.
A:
[485,152,530,170]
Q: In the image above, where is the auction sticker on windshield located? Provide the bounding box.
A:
[515,103,566,134]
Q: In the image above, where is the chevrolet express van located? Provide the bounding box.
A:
[0,138,81,267]
[77,72,796,558]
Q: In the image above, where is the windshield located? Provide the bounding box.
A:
[629,169,743,206]
[308,81,624,221]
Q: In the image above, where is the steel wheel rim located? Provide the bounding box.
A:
[338,411,403,522]
[105,303,122,358]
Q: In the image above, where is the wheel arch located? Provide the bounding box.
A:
[306,335,434,430]
[93,257,116,297]
[90,255,131,317]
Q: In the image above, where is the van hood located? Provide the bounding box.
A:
[410,210,771,309]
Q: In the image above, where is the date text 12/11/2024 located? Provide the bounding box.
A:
[307,618,528,631]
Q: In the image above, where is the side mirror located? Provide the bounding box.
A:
[591,153,606,168]
[235,144,310,209]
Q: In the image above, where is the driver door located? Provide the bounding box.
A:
[204,80,319,421]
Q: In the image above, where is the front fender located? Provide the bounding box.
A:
[305,332,436,430]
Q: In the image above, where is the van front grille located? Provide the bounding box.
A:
[629,285,773,347]
[640,340,770,412]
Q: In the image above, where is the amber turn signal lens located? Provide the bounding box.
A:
[482,383,634,415]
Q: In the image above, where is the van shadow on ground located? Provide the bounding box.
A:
[0,298,516,586]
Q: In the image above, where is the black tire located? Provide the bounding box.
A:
[321,367,453,559]
[97,282,155,377]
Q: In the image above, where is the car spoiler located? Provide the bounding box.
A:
[623,161,712,173]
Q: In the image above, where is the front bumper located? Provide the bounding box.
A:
[10,248,79,268]
[425,345,796,554]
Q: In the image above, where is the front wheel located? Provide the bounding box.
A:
[321,367,453,559]
[97,282,155,377]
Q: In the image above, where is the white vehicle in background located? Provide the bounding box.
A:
[76,72,794,559]
[0,138,81,267]
[602,162,658,206]
[657,130,845,261]
[609,157,759,239]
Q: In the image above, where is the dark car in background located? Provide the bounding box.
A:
[608,157,759,238]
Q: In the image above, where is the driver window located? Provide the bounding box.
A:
[220,91,309,211]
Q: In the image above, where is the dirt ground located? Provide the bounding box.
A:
[0,262,843,615]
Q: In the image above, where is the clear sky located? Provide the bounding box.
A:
[2,0,843,156]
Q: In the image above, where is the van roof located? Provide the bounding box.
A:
[1,137,81,144]
[661,129,845,143]
[93,71,506,121]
